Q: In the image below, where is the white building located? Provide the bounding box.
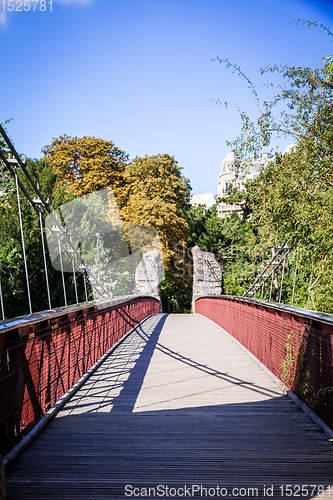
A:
[217,146,295,218]
[190,192,216,209]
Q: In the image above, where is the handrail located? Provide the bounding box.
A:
[195,293,333,433]
[0,294,157,334]
[195,294,333,327]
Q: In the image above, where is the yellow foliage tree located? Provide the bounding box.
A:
[115,154,192,311]
[42,135,128,197]
[42,136,192,311]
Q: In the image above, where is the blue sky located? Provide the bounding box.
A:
[1,0,333,195]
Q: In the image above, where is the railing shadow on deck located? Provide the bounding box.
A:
[196,295,333,431]
[0,296,160,458]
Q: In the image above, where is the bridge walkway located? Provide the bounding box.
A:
[6,313,333,499]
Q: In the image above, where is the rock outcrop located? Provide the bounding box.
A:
[191,245,222,311]
[135,250,162,304]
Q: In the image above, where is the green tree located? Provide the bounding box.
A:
[217,20,333,312]
[42,137,194,310]
[186,202,262,296]
[215,21,333,161]
[0,158,83,318]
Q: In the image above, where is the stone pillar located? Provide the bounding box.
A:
[135,250,162,305]
[191,245,222,312]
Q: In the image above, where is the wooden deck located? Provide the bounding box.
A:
[6,313,333,499]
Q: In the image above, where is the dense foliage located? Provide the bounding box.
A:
[115,154,192,312]
[0,158,86,318]
[1,136,195,317]
[217,20,333,312]
[187,202,264,297]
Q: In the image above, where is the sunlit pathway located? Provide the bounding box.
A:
[6,313,333,499]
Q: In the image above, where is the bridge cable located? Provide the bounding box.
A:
[0,129,112,303]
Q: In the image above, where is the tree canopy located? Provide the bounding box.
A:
[42,135,128,197]
[115,154,192,311]
[215,21,333,162]
[40,134,195,311]
[217,20,333,312]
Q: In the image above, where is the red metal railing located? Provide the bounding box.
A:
[196,296,333,429]
[0,296,159,457]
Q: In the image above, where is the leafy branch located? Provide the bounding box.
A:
[213,27,333,160]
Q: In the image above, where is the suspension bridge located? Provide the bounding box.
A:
[1,129,333,498]
[2,301,333,499]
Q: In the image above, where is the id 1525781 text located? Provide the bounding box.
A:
[1,1,52,11]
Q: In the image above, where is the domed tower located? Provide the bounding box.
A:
[218,152,236,198]
[217,152,241,217]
